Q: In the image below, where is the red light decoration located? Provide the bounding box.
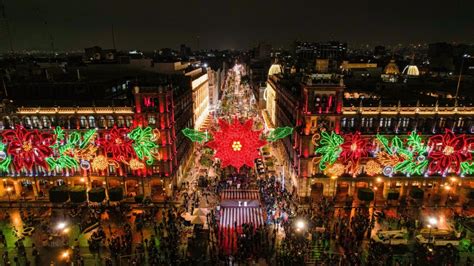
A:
[206,118,266,171]
[339,132,371,173]
[427,129,472,174]
[2,127,54,171]
[96,127,135,163]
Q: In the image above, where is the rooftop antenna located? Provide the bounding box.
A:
[0,0,14,53]
[111,24,117,50]
[1,76,8,97]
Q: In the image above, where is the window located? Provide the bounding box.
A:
[379,117,385,128]
[79,116,88,128]
[32,116,41,128]
[88,116,96,128]
[117,116,125,127]
[341,117,347,128]
[98,116,106,128]
[106,116,114,128]
[125,116,133,127]
[41,116,51,128]
[148,115,156,125]
[23,117,32,129]
[438,117,445,128]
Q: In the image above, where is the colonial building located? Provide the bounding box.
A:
[0,69,196,202]
[266,72,474,202]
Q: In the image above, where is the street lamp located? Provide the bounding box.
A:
[455,54,471,102]
[295,219,306,232]
[57,222,67,230]
[428,217,438,244]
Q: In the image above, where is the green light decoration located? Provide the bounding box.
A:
[267,127,294,142]
[182,128,210,143]
[0,139,12,172]
[376,131,428,176]
[128,127,159,165]
[315,131,344,170]
[47,127,97,171]
[461,161,474,175]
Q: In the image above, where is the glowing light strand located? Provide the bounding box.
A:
[315,131,343,171]
[128,127,160,165]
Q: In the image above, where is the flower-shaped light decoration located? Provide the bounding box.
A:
[339,132,371,173]
[2,126,54,171]
[97,127,134,163]
[427,129,472,174]
[206,118,266,171]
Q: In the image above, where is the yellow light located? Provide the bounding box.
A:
[129,158,145,170]
[80,178,85,183]
[6,187,12,192]
[61,251,69,259]
[92,155,108,171]
[450,177,456,182]
[231,141,242,151]
[376,177,382,183]
[63,228,70,234]
[324,163,345,177]
[444,185,451,191]
[365,160,382,176]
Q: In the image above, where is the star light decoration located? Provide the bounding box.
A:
[206,118,266,170]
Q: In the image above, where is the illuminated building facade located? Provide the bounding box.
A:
[0,77,194,202]
[267,73,474,201]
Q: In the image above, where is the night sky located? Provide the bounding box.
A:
[1,0,473,51]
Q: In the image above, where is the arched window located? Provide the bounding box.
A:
[341,117,347,128]
[41,116,51,128]
[32,116,41,128]
[88,116,96,128]
[79,116,88,128]
[3,116,11,129]
[125,116,133,127]
[58,117,67,127]
[68,117,77,129]
[106,116,114,128]
[23,117,32,129]
[98,116,106,128]
[116,116,125,127]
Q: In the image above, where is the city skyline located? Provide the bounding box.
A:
[1,0,473,52]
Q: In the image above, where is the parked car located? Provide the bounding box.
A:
[372,229,408,246]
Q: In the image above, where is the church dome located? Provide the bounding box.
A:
[383,59,400,75]
[268,64,282,76]
[402,64,419,76]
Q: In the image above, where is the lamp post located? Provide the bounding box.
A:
[428,217,438,244]
[454,54,471,102]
